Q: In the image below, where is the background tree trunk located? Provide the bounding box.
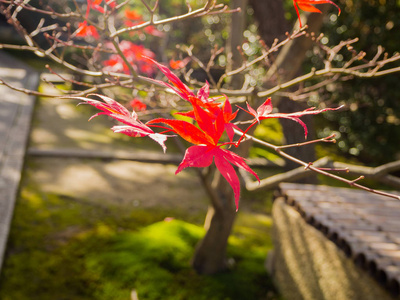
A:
[250,2,330,172]
[248,0,290,46]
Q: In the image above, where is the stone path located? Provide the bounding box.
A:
[0,51,39,272]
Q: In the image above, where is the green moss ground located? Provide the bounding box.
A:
[0,88,279,299]
[0,176,276,300]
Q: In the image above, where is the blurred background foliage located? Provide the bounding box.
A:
[2,0,398,165]
[154,0,400,166]
[313,0,400,165]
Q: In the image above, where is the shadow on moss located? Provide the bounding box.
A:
[0,183,277,300]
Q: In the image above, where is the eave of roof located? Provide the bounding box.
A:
[278,183,400,297]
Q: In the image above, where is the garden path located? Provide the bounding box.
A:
[0,50,210,277]
[0,50,39,271]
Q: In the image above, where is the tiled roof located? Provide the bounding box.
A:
[278,183,400,297]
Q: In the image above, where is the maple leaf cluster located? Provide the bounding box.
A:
[71,0,343,210]
[75,0,342,77]
[77,59,341,210]
[102,41,156,75]
[76,0,116,38]
[76,1,162,75]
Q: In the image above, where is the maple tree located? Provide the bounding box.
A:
[74,58,343,210]
[1,0,400,276]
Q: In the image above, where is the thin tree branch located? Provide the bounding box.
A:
[234,129,400,201]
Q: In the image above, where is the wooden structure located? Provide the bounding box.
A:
[271,183,400,300]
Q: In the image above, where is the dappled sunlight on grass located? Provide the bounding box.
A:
[30,95,183,153]
[250,118,285,164]
[0,182,277,300]
[1,88,279,299]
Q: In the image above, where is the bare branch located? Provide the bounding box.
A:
[234,129,400,201]
[110,3,229,37]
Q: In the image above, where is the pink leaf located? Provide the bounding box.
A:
[73,94,169,151]
[148,118,215,146]
[220,148,259,182]
[197,82,210,102]
[243,98,343,138]
[257,98,273,116]
[149,133,169,153]
[111,125,151,137]
[143,56,195,101]
[214,153,241,211]
[175,145,258,211]
[176,145,215,174]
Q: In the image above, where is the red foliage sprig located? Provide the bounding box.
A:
[77,60,342,210]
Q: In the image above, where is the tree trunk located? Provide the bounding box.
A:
[191,202,236,274]
[250,2,330,173]
[191,0,247,274]
[191,1,332,274]
[191,169,237,274]
[278,100,317,172]
[248,0,290,46]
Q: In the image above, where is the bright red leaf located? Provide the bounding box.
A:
[147,118,216,146]
[176,145,259,211]
[144,56,195,101]
[293,0,340,27]
[75,94,169,152]
[149,94,258,210]
[221,99,239,141]
[242,98,343,138]
[76,22,99,39]
[130,99,147,111]
[125,9,142,21]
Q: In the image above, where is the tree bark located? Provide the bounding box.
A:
[191,2,332,274]
[248,0,290,46]
[190,0,247,275]
[250,2,330,172]
[191,199,236,274]
[191,167,237,274]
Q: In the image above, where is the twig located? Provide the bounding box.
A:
[234,129,400,201]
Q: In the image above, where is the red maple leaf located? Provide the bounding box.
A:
[241,98,343,138]
[129,99,147,111]
[144,58,222,118]
[175,145,258,210]
[103,41,155,75]
[141,58,259,209]
[76,94,169,152]
[148,99,259,210]
[143,56,195,101]
[221,98,240,142]
[76,22,99,39]
[125,9,142,21]
[169,58,190,70]
[293,0,340,27]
